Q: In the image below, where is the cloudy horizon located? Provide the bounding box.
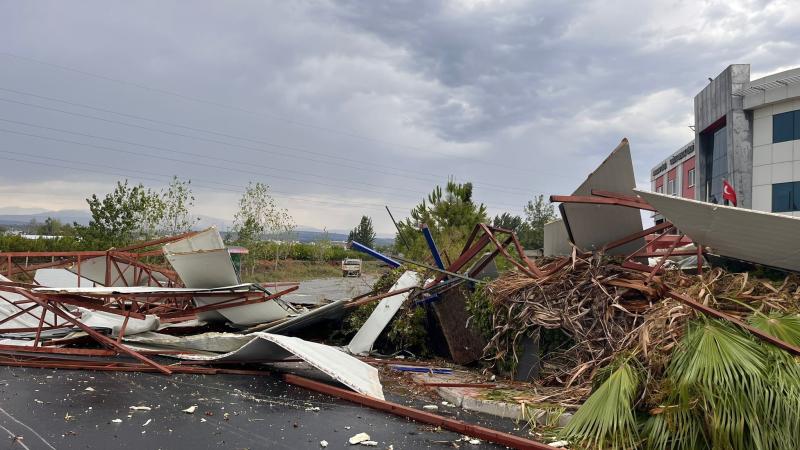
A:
[1,0,798,234]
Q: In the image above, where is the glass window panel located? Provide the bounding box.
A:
[773,182,794,212]
[795,111,800,140]
[794,182,800,211]
[774,111,795,143]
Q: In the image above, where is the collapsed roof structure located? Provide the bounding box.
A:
[556,138,645,256]
[4,137,800,449]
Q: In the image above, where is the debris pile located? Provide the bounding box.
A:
[4,137,800,449]
[482,254,679,390]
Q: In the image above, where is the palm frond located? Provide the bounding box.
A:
[644,319,800,450]
[643,405,706,450]
[748,312,800,346]
[560,360,641,449]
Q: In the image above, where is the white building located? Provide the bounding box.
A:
[651,65,800,216]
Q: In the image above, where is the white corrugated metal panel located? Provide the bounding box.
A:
[165,249,240,288]
[347,271,419,355]
[124,331,384,399]
[636,189,800,272]
[561,139,644,255]
[77,309,159,337]
[263,299,348,334]
[32,284,254,295]
[163,227,225,253]
[0,273,62,332]
[34,268,94,287]
[165,232,292,325]
[66,256,168,287]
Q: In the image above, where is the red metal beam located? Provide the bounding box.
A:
[667,290,800,357]
[426,234,491,288]
[467,235,513,278]
[624,226,674,262]
[283,374,552,450]
[621,261,663,274]
[549,195,657,212]
[159,285,299,319]
[41,294,147,320]
[114,229,200,252]
[590,189,652,206]
[603,221,673,252]
[346,286,417,309]
[630,250,699,257]
[646,233,684,283]
[479,224,540,278]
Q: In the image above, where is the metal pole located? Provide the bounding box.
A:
[420,224,444,269]
[385,206,411,252]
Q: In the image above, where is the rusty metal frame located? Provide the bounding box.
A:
[0,286,171,374]
[425,223,546,288]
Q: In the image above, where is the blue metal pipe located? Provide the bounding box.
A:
[421,224,445,270]
[349,241,401,268]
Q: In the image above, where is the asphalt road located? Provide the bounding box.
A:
[0,367,525,450]
[283,276,378,306]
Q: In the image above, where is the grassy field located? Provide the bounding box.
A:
[243,259,386,282]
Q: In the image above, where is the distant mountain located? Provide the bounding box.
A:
[0,209,91,226]
[0,209,395,246]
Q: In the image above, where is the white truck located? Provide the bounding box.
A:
[341,258,362,277]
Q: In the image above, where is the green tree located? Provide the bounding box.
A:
[396,179,488,261]
[75,180,165,248]
[314,228,332,262]
[35,217,75,237]
[231,182,295,274]
[521,194,556,249]
[159,176,198,235]
[492,212,524,232]
[348,215,376,248]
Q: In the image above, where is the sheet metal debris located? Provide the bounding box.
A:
[347,271,419,355]
[124,331,384,399]
[557,139,644,255]
[164,228,294,325]
[636,189,800,273]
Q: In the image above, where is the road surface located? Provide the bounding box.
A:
[0,366,527,449]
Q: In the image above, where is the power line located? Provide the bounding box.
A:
[0,151,417,212]
[0,127,529,214]
[0,96,541,204]
[0,86,548,195]
[0,52,555,174]
[0,114,532,212]
[0,125,426,204]
[0,115,426,198]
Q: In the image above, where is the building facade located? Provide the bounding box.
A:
[650,141,696,199]
[651,64,800,216]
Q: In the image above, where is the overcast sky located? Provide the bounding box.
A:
[0,0,798,234]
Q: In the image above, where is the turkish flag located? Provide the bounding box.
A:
[722,179,737,206]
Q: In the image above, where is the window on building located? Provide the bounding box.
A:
[687,168,695,187]
[773,111,797,143]
[656,185,663,194]
[796,110,800,139]
[772,182,795,212]
[667,179,676,196]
